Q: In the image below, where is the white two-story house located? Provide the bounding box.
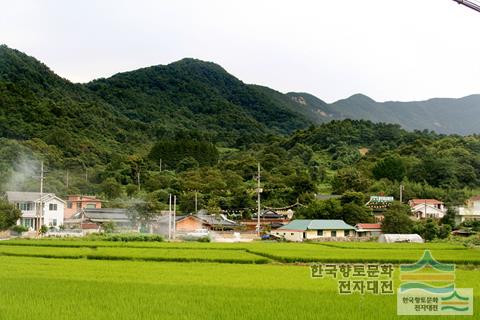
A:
[456,195,480,225]
[408,199,446,220]
[6,191,65,230]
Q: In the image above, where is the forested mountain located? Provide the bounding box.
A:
[87,58,312,146]
[0,45,312,162]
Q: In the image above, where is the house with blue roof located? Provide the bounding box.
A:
[271,219,355,241]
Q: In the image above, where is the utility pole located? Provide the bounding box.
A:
[168,194,172,241]
[137,169,141,192]
[159,159,162,172]
[66,170,69,190]
[194,191,198,215]
[173,195,176,240]
[39,161,44,232]
[256,163,261,237]
[399,184,404,203]
[424,199,428,219]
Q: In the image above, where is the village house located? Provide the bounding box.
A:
[64,195,103,219]
[155,213,238,236]
[241,209,291,231]
[271,219,355,242]
[408,199,446,220]
[6,191,65,230]
[65,208,133,233]
[355,223,383,237]
[455,195,480,225]
[365,195,394,221]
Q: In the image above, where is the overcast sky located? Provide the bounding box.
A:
[1,0,479,102]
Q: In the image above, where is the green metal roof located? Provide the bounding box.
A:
[278,219,355,231]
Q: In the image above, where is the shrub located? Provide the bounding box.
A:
[10,225,28,233]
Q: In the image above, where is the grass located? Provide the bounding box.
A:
[0,240,479,319]
[2,240,480,264]
[0,244,268,264]
[0,255,478,320]
[243,242,480,264]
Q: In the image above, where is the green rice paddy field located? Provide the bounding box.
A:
[0,240,478,319]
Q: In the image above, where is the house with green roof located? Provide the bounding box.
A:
[271,219,355,241]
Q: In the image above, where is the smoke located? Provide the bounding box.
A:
[2,155,40,192]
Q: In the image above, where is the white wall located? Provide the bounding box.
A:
[43,198,65,227]
[273,229,353,241]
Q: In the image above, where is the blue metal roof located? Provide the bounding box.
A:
[277,219,355,231]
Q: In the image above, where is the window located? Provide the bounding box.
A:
[77,202,82,209]
[331,230,337,237]
[17,202,32,211]
[345,230,349,237]
[49,203,57,211]
[52,219,57,226]
[291,233,294,236]
[317,230,323,236]
[86,203,96,209]
[22,219,33,228]
[67,201,72,209]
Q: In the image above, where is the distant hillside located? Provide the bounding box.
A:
[332,94,480,135]
[289,92,480,135]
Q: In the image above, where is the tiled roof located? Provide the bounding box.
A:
[82,208,130,222]
[278,219,355,231]
[469,195,480,201]
[409,199,443,206]
[356,223,382,229]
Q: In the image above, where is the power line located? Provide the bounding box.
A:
[453,0,480,13]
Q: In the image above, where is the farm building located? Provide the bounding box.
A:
[378,234,424,243]
[355,223,382,237]
[271,219,355,242]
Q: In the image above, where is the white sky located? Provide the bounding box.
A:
[1,0,479,103]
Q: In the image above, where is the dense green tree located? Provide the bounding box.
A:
[101,178,123,199]
[340,203,374,226]
[332,168,369,194]
[0,199,22,231]
[423,220,439,241]
[372,156,406,182]
[382,203,413,234]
